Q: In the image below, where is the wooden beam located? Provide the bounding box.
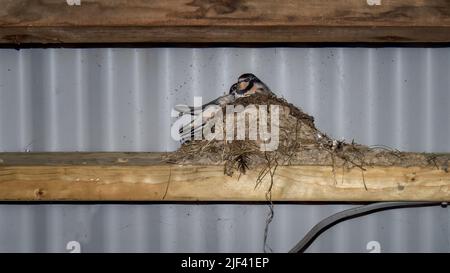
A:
[0,153,449,201]
[0,1,450,44]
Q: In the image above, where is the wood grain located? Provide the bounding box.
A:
[0,153,449,201]
[0,0,450,43]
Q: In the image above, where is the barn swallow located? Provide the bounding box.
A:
[174,74,273,141]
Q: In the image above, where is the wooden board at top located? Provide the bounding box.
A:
[0,152,449,201]
[0,0,450,44]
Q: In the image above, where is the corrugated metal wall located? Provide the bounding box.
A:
[0,48,449,252]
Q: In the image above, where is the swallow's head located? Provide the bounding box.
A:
[237,73,258,91]
[235,73,268,96]
[229,83,239,94]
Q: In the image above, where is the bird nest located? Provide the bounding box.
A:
[166,93,450,183]
[165,92,449,253]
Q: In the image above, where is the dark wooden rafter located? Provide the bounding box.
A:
[0,0,450,44]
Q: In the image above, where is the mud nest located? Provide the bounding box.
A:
[166,93,450,179]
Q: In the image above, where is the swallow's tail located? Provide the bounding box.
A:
[174,105,198,114]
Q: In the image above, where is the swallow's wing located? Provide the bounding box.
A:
[174,94,235,115]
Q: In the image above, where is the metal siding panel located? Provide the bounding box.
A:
[0,48,449,252]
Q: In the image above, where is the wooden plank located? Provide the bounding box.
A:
[0,0,450,43]
[0,153,449,201]
[0,152,165,166]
